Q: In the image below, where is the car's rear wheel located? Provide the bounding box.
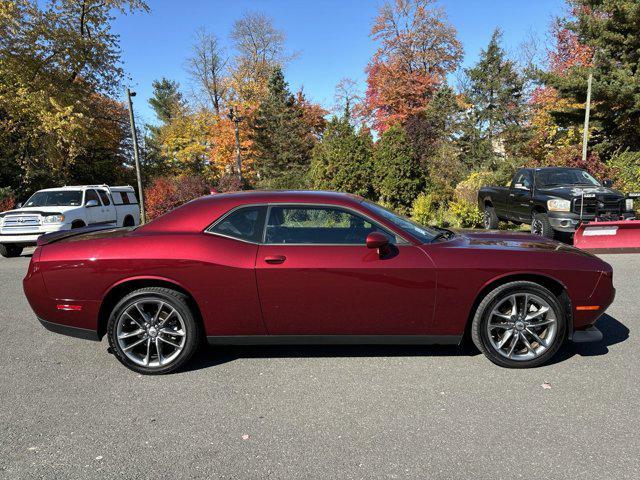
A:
[471,281,566,368]
[0,244,23,258]
[107,287,201,374]
[483,206,499,229]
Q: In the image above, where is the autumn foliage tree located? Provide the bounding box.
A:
[364,0,463,132]
[144,175,211,220]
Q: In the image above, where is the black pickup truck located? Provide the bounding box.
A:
[478,167,636,238]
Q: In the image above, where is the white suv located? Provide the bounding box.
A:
[0,185,140,258]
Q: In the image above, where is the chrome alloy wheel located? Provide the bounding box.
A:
[486,293,558,361]
[483,211,492,229]
[531,219,543,236]
[116,299,187,368]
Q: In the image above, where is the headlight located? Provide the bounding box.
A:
[547,199,571,212]
[626,199,635,211]
[43,214,65,223]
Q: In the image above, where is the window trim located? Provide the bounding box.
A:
[204,203,409,246]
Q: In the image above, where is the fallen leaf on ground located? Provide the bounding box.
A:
[541,382,552,389]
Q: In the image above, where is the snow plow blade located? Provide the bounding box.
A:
[574,220,640,253]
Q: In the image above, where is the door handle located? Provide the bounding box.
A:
[264,255,286,264]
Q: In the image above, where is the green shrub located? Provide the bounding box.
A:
[453,171,499,204]
[609,151,640,193]
[411,193,439,226]
[441,199,483,228]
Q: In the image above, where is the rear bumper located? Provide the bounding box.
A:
[37,317,100,341]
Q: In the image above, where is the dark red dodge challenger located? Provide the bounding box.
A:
[23,191,614,374]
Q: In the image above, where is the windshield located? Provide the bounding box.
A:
[24,190,83,207]
[362,201,439,244]
[535,169,600,187]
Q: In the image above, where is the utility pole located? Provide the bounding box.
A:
[227,107,243,185]
[126,88,146,224]
[582,71,593,162]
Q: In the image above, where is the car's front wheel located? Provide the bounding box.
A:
[0,244,23,258]
[471,281,566,368]
[107,287,201,374]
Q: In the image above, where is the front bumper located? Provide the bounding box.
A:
[570,325,603,343]
[0,225,68,245]
[548,212,636,233]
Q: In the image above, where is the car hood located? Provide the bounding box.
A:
[441,230,595,257]
[0,206,72,217]
[539,185,624,198]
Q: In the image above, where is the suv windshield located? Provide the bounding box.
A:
[535,169,600,187]
[24,190,83,207]
[362,201,439,244]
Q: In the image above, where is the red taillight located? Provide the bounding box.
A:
[56,304,83,311]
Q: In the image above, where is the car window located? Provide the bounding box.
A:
[123,192,138,204]
[85,189,101,206]
[97,190,111,206]
[209,206,266,243]
[24,190,83,207]
[514,171,532,189]
[265,206,392,245]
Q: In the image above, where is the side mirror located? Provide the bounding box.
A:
[86,199,99,207]
[602,179,613,188]
[15,202,22,209]
[366,232,390,255]
[514,183,529,190]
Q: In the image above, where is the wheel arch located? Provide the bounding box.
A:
[97,276,204,339]
[463,272,572,343]
[122,215,135,227]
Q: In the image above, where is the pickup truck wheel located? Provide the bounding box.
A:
[71,220,85,229]
[471,281,566,368]
[0,244,23,258]
[107,287,202,375]
[531,213,554,239]
[483,207,499,229]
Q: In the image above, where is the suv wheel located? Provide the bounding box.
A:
[107,287,201,374]
[471,281,566,368]
[0,244,23,258]
[483,206,499,229]
[531,213,554,239]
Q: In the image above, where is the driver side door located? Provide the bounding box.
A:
[509,170,533,222]
[255,205,437,336]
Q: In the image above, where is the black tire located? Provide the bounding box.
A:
[71,220,86,229]
[123,216,135,227]
[0,244,23,258]
[107,287,202,374]
[483,206,499,229]
[531,213,554,239]
[471,281,567,368]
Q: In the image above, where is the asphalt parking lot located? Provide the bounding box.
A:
[0,250,637,479]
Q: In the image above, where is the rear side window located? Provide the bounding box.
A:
[208,206,266,243]
[126,192,138,204]
[85,189,101,206]
[97,190,111,206]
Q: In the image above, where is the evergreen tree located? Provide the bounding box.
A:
[144,78,185,177]
[546,0,640,154]
[251,67,315,189]
[373,125,423,213]
[309,109,374,198]
[463,28,526,168]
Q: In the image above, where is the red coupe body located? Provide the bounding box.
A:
[24,191,614,349]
